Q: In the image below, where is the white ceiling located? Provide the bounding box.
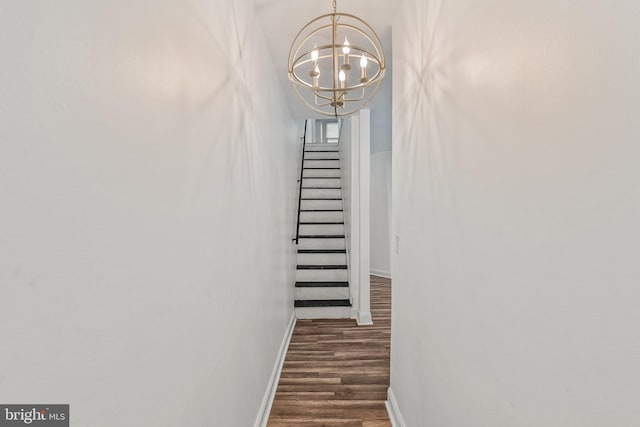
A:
[254,0,397,119]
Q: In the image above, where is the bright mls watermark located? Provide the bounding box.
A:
[0,405,68,426]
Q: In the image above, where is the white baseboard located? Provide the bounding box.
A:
[386,387,407,427]
[357,310,373,326]
[371,269,391,279]
[254,312,296,427]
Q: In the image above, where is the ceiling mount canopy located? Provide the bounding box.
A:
[288,0,386,117]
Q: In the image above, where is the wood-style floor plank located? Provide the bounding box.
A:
[268,275,391,426]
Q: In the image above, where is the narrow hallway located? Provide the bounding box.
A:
[268,276,391,426]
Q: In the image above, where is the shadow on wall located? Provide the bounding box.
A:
[394,0,460,236]
[109,0,285,208]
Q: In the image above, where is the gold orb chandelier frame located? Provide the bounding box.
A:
[288,0,386,117]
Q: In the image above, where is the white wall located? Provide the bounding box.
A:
[340,113,372,324]
[356,111,372,325]
[0,1,297,426]
[370,150,392,277]
[370,29,393,278]
[391,0,640,426]
[340,118,356,310]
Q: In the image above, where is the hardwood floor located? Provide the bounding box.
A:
[268,275,391,426]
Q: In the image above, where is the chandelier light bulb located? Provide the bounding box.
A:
[360,54,369,82]
[311,49,319,62]
[360,54,368,68]
[341,37,351,70]
[342,37,351,55]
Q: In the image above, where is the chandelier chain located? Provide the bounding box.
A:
[332,0,337,12]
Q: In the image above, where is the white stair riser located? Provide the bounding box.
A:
[299,211,344,222]
[296,269,349,281]
[301,200,342,210]
[305,144,339,151]
[305,151,341,160]
[299,224,344,235]
[304,160,340,168]
[303,169,341,178]
[297,252,347,264]
[295,306,351,319]
[298,238,345,249]
[296,287,350,300]
[302,188,342,199]
[302,178,341,187]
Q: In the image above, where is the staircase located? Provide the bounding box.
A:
[295,143,352,319]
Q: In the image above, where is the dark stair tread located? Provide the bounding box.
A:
[302,187,342,189]
[300,209,343,212]
[295,281,349,288]
[304,167,341,170]
[304,158,340,161]
[297,265,348,270]
[298,234,344,239]
[299,222,345,225]
[299,235,346,239]
[295,299,351,308]
[301,198,342,200]
[302,177,341,179]
[298,249,347,254]
[304,150,339,153]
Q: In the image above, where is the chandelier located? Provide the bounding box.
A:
[288,0,386,117]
